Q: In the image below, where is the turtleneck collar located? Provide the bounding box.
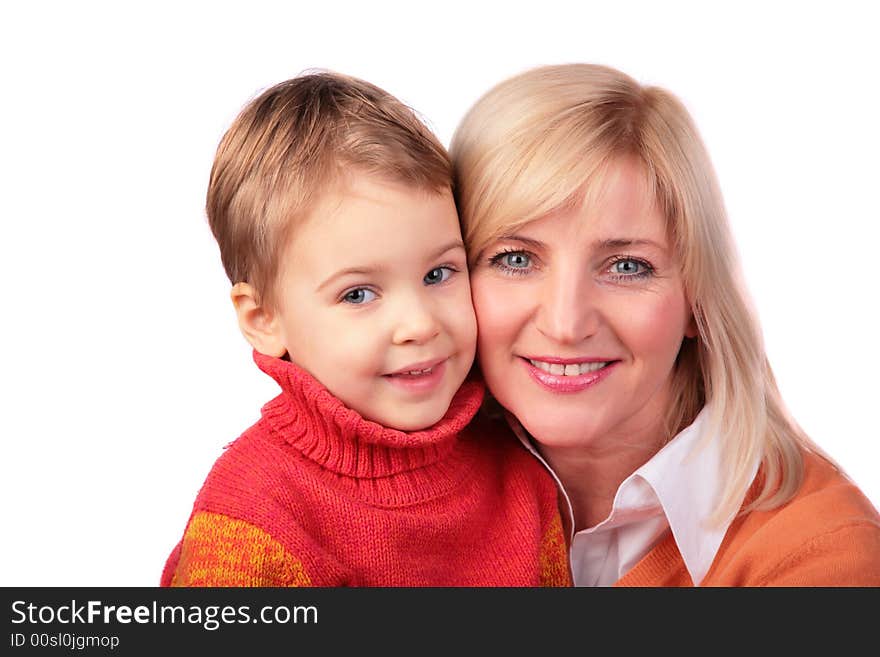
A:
[253,351,485,483]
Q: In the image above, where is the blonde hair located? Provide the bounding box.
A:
[450,63,827,524]
[207,70,451,305]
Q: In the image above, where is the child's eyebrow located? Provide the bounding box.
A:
[316,241,466,293]
[316,266,382,293]
[432,240,466,258]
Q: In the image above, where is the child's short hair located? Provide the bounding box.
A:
[207,70,452,305]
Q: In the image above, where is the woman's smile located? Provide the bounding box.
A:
[521,356,619,392]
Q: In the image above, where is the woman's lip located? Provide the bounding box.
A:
[520,356,618,393]
[522,355,616,364]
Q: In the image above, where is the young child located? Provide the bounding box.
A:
[160,71,571,586]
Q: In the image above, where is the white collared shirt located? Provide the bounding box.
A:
[510,406,758,586]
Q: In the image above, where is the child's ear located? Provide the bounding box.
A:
[230,283,287,358]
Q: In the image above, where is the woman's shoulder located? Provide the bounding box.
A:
[708,449,880,586]
[789,448,879,522]
[742,448,880,544]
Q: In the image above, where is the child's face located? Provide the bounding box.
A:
[270,175,477,431]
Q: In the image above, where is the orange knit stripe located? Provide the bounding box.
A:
[539,513,572,586]
[170,511,312,587]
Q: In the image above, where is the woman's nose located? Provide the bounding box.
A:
[535,267,600,345]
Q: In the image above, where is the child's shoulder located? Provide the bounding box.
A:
[192,420,301,509]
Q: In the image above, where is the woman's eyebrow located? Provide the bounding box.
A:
[493,236,667,254]
[494,235,545,249]
[594,238,666,250]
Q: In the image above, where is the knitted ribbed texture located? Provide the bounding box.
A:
[615,449,880,587]
[161,352,572,587]
[255,351,484,506]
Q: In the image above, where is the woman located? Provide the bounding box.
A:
[450,63,880,586]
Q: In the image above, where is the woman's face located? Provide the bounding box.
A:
[469,157,696,452]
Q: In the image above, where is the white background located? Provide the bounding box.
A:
[2,1,877,586]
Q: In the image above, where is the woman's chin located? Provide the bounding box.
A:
[516,410,601,450]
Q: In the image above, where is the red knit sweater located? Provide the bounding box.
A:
[161,352,571,587]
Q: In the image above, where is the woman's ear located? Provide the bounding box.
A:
[230,282,287,357]
[684,308,699,339]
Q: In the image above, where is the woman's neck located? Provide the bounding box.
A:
[543,443,659,531]
[533,377,678,531]
[537,406,671,531]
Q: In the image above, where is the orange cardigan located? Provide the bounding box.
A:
[617,450,880,586]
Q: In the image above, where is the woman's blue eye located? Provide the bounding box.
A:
[424,267,454,285]
[505,252,530,268]
[342,288,377,304]
[609,258,653,279]
[495,252,530,269]
[487,250,534,275]
[613,259,643,275]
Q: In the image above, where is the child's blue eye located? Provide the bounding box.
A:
[424,266,454,285]
[342,288,377,304]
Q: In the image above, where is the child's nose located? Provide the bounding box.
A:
[391,295,441,346]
